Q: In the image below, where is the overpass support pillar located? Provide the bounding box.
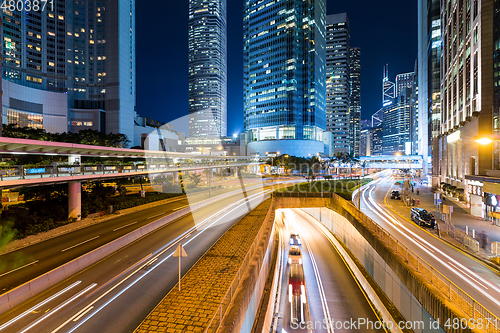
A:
[68,181,82,221]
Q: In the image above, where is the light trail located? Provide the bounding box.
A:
[361,177,500,311]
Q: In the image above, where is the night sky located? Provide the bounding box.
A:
[136,1,417,136]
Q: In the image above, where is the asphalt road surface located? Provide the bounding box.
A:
[277,209,383,333]
[0,187,272,332]
[0,177,286,293]
[357,174,500,320]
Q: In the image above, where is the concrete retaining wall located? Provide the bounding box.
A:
[0,191,239,315]
[218,203,277,333]
[275,195,474,333]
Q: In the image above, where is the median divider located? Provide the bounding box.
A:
[0,188,260,315]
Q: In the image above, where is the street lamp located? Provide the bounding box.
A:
[474,134,499,145]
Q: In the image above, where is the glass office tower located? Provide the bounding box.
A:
[326,13,351,155]
[243,0,327,157]
[1,0,137,142]
[188,0,228,138]
[350,47,361,155]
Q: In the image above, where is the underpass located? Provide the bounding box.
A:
[277,209,386,333]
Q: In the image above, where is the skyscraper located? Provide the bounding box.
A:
[395,72,414,97]
[382,87,412,155]
[326,13,351,155]
[418,0,441,179]
[188,0,227,138]
[350,47,361,156]
[243,0,327,157]
[382,64,395,107]
[1,0,137,142]
[372,108,383,127]
[436,0,496,218]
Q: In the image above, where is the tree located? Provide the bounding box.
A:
[332,152,346,175]
[343,151,360,177]
[2,125,130,148]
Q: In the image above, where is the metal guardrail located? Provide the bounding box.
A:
[332,193,500,333]
[204,198,275,333]
[274,191,500,332]
[431,211,482,254]
[0,162,260,183]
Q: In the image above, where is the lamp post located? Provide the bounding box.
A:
[474,134,500,145]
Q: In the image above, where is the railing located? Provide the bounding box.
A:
[431,210,481,254]
[0,162,259,182]
[331,193,500,333]
[274,191,500,332]
[204,199,275,333]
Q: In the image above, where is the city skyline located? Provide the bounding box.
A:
[136,0,417,136]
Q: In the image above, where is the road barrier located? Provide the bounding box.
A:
[204,199,275,333]
[274,192,500,333]
[0,188,260,315]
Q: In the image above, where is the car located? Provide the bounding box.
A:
[288,245,302,265]
[289,234,302,246]
[391,190,401,200]
[411,208,435,227]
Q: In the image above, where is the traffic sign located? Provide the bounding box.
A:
[174,244,188,291]
[174,244,188,257]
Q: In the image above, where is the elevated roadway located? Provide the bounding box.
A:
[0,186,275,332]
[356,175,500,320]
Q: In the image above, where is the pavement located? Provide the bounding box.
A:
[387,177,500,255]
[134,200,272,333]
[357,176,500,319]
[0,185,271,332]
[276,209,384,333]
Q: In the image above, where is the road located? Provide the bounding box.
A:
[0,177,288,293]
[357,174,500,321]
[0,186,273,332]
[277,209,384,333]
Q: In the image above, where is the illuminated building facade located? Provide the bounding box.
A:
[243,0,327,157]
[326,13,351,155]
[1,0,136,143]
[350,47,361,155]
[418,0,442,177]
[188,0,227,138]
[382,64,395,107]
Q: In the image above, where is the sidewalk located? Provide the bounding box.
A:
[390,179,500,259]
[414,183,500,246]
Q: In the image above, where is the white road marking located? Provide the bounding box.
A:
[61,236,100,252]
[73,307,94,322]
[289,216,334,333]
[0,260,39,278]
[20,283,97,333]
[364,178,500,309]
[147,212,165,219]
[63,190,271,333]
[112,222,137,232]
[172,205,189,211]
[0,281,82,331]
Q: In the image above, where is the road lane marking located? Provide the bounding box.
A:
[365,177,500,309]
[448,261,488,289]
[147,212,165,219]
[172,205,189,211]
[113,222,138,232]
[73,307,94,322]
[61,236,100,252]
[289,217,333,333]
[21,283,97,333]
[66,190,272,333]
[0,260,39,278]
[0,281,82,331]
